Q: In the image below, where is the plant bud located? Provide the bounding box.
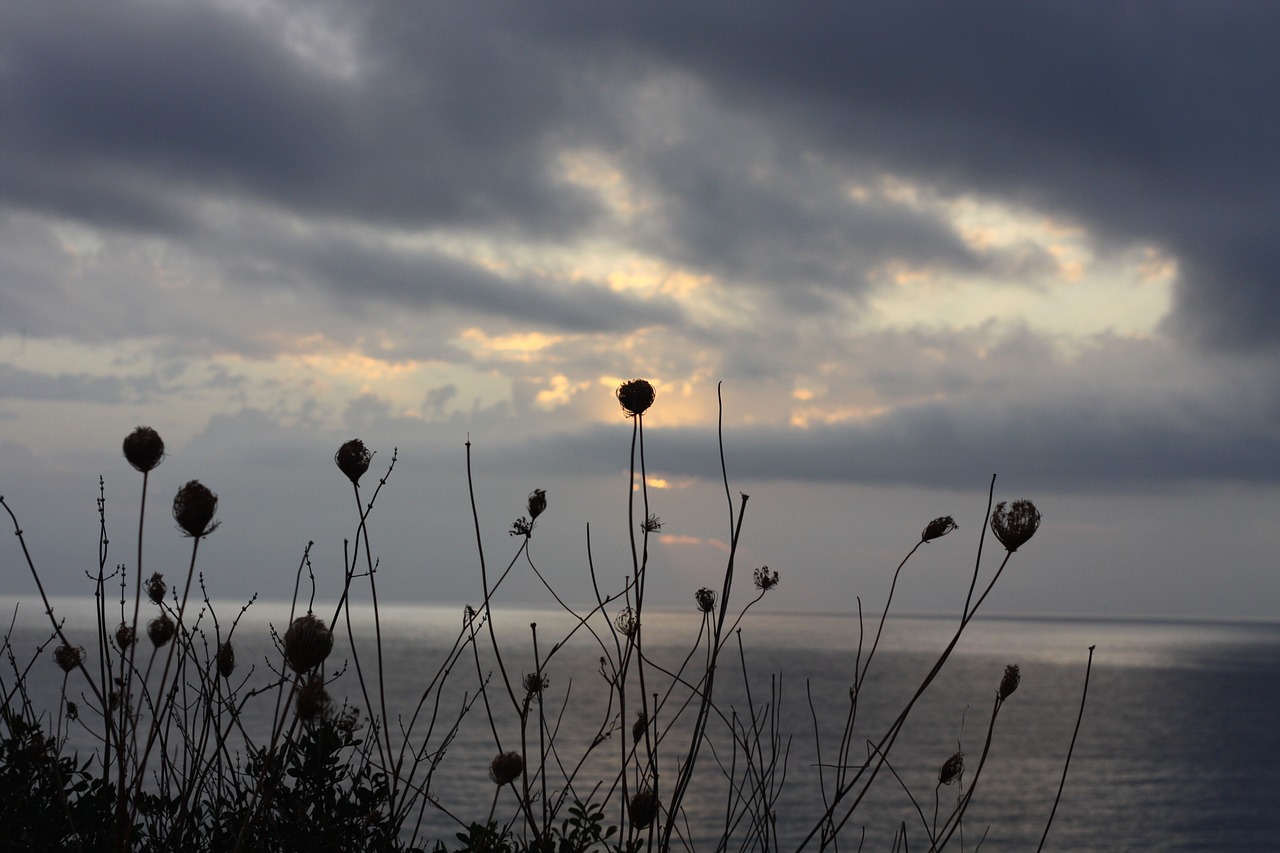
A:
[122,426,165,473]
[489,751,524,786]
[284,614,334,674]
[616,379,656,417]
[990,500,1041,552]
[334,439,373,485]
[148,615,176,647]
[173,481,219,538]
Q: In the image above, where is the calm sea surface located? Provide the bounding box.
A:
[4,598,1279,851]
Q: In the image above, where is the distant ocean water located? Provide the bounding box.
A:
[5,598,1279,851]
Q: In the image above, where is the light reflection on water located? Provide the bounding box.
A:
[5,598,1280,850]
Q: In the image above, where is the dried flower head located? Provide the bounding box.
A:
[629,789,658,829]
[123,426,165,473]
[922,516,958,543]
[296,675,331,722]
[489,751,524,786]
[173,480,219,538]
[66,701,79,722]
[522,671,549,697]
[115,622,137,650]
[616,379,656,417]
[217,641,236,679]
[527,488,547,520]
[939,751,965,785]
[614,607,639,638]
[145,573,167,605]
[148,615,176,647]
[753,566,780,592]
[54,644,84,673]
[335,439,373,485]
[509,517,535,538]
[695,587,717,614]
[641,514,663,533]
[990,500,1041,552]
[284,614,334,674]
[999,663,1021,701]
[633,711,648,745]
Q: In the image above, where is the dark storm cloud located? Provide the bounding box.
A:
[3,1,1277,346]
[509,2,1280,348]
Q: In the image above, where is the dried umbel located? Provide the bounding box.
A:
[523,671,549,697]
[54,644,84,673]
[145,572,167,604]
[990,499,1041,552]
[335,439,373,485]
[939,751,965,785]
[641,514,663,533]
[616,379,656,417]
[999,663,1021,701]
[629,789,658,829]
[695,587,717,614]
[122,426,165,473]
[922,515,958,543]
[173,480,219,538]
[115,622,137,650]
[526,488,547,520]
[296,675,331,722]
[217,641,236,679]
[753,566,780,592]
[148,615,176,647]
[284,614,334,674]
[614,607,639,638]
[489,751,524,786]
[66,701,79,722]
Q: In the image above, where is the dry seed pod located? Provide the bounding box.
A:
[695,587,717,613]
[334,439,373,485]
[54,644,84,673]
[990,500,1041,552]
[629,789,658,829]
[173,481,219,538]
[115,622,137,649]
[284,614,334,674]
[939,751,965,785]
[999,663,1021,700]
[614,607,638,638]
[922,515,958,543]
[632,711,647,745]
[526,488,547,520]
[145,573,167,604]
[489,751,524,786]
[616,379,656,417]
[122,426,165,473]
[148,615,176,647]
[217,641,236,679]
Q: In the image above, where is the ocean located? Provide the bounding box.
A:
[4,597,1279,851]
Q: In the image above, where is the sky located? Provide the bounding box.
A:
[2,1,1278,622]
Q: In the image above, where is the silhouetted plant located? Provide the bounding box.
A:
[0,385,1092,852]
